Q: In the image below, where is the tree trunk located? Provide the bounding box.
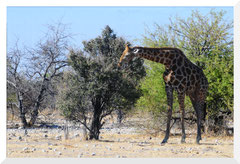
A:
[18,91,28,128]
[117,109,123,125]
[89,113,101,140]
[28,85,46,127]
[64,121,69,140]
[82,119,89,140]
[28,101,40,126]
[89,99,102,140]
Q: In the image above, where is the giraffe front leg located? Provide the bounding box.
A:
[178,93,186,143]
[161,84,173,145]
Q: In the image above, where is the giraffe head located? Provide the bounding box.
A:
[118,44,140,67]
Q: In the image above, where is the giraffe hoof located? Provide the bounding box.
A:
[181,140,186,144]
[161,142,166,146]
[161,140,167,146]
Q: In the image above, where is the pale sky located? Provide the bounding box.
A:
[7,6,233,49]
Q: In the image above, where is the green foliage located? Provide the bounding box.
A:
[137,59,192,118]
[57,26,146,139]
[199,47,233,117]
[137,61,167,114]
[137,9,233,121]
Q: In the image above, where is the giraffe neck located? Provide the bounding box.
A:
[136,47,179,68]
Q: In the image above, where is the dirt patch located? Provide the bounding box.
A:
[6,109,233,158]
[6,127,233,158]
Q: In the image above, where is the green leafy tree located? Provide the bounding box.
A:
[57,26,146,140]
[137,10,233,129]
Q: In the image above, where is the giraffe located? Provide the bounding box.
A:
[118,44,208,144]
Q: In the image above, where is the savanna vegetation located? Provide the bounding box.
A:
[136,10,233,134]
[7,9,233,140]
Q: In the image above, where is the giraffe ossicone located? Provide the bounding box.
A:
[118,44,208,144]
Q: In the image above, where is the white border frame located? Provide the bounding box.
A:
[1,0,239,163]
[234,0,240,163]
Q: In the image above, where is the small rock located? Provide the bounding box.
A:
[116,155,120,158]
[74,134,80,138]
[56,135,62,140]
[44,134,48,138]
[62,147,66,150]
[8,137,12,140]
[53,148,57,152]
[153,148,160,151]
[42,149,46,153]
[32,148,36,151]
[23,147,28,151]
[215,139,221,145]
[58,152,62,155]
[18,136,22,140]
[48,147,52,150]
[187,147,193,151]
[203,147,213,152]
[78,154,82,158]
[91,152,96,156]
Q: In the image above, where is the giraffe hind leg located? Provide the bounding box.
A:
[190,92,207,144]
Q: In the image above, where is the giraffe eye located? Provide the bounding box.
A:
[133,49,139,53]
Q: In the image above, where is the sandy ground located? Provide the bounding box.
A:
[6,127,233,158]
[6,109,233,158]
